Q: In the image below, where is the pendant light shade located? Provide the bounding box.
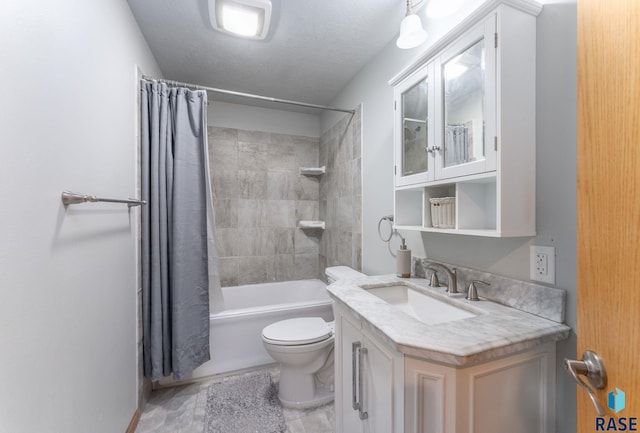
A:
[396,0,427,49]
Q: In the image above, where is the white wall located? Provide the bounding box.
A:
[321,0,487,275]
[209,101,320,137]
[0,2,161,432]
[322,1,577,432]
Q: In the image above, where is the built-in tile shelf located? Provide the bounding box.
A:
[298,220,325,230]
[299,166,326,176]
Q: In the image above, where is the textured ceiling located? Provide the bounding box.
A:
[128,0,406,110]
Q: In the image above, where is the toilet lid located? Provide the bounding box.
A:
[262,317,332,346]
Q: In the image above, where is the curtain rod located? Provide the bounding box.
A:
[141,76,355,114]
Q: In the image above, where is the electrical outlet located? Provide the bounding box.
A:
[535,253,548,275]
[530,245,555,284]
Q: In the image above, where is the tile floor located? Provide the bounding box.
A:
[135,367,334,433]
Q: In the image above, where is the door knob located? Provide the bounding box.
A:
[564,350,607,415]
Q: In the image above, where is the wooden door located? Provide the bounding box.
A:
[577,0,640,429]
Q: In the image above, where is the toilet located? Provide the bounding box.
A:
[262,266,366,409]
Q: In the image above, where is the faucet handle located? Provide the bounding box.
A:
[466,280,489,301]
[426,267,440,287]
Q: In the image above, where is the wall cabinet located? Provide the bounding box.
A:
[391,1,541,237]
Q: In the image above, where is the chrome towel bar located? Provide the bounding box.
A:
[61,191,146,207]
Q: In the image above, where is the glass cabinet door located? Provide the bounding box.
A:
[437,16,496,179]
[402,79,428,177]
[395,62,435,186]
[443,39,484,167]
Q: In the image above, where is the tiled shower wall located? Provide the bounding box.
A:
[209,127,323,286]
[319,106,362,271]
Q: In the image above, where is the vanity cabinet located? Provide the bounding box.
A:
[335,305,404,433]
[334,304,557,433]
[391,1,541,237]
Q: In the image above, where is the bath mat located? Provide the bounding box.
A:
[203,372,286,433]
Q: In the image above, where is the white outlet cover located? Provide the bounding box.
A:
[530,245,555,285]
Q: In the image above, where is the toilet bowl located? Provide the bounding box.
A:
[262,317,335,408]
[262,266,366,409]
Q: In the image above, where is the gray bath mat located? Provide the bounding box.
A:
[203,372,286,433]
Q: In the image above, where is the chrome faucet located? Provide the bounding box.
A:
[426,262,458,294]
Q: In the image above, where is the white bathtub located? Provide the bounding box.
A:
[161,279,334,384]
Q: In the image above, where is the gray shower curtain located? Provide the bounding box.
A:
[140,80,211,380]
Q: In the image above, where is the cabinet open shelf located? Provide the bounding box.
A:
[395,174,501,235]
[394,225,504,237]
[394,169,535,237]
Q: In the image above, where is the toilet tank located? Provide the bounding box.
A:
[325,266,366,284]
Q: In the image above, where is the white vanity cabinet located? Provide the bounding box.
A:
[335,305,404,433]
[335,301,557,433]
[391,0,541,237]
[329,275,568,433]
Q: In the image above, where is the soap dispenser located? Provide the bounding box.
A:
[396,238,411,278]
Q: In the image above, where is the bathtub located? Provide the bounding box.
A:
[160,278,334,384]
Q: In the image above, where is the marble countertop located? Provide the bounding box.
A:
[326,275,571,367]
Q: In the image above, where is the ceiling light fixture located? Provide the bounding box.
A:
[396,0,428,50]
[209,0,272,40]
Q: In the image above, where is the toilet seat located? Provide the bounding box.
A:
[262,317,333,346]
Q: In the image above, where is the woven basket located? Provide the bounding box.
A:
[429,197,455,229]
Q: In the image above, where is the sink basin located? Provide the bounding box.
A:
[365,285,477,325]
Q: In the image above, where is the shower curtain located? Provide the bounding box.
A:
[140,79,219,380]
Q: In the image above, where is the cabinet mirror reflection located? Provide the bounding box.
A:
[443,39,485,168]
[402,78,429,177]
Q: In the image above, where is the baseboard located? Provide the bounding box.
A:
[126,409,140,433]
[154,362,279,389]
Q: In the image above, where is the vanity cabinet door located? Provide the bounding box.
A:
[335,308,404,433]
[337,313,365,433]
[394,61,436,187]
[405,344,556,433]
[361,332,396,433]
[435,14,497,180]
